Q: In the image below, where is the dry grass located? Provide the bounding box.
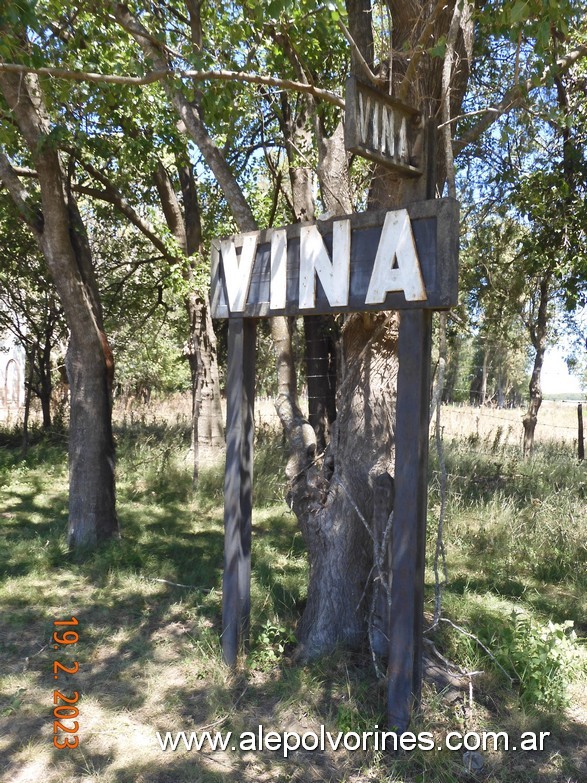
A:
[439,400,584,448]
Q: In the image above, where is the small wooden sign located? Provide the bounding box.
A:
[344,77,423,176]
[210,199,458,318]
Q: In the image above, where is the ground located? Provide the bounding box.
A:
[0,398,585,782]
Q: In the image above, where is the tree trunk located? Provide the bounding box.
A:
[522,355,544,456]
[38,329,53,429]
[523,278,550,455]
[186,293,224,480]
[0,68,118,549]
[293,314,399,657]
[154,158,224,481]
[66,335,118,548]
[480,348,489,406]
[179,163,224,475]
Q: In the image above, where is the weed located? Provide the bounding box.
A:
[496,612,583,710]
[249,619,297,670]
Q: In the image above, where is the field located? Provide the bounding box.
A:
[0,401,585,783]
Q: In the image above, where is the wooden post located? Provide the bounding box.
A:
[387,119,436,732]
[578,403,584,461]
[222,318,256,666]
[387,309,432,732]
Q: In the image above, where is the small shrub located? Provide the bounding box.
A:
[497,611,582,711]
[249,619,296,670]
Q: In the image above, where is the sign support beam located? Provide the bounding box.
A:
[387,118,436,731]
[221,317,256,666]
[387,308,432,731]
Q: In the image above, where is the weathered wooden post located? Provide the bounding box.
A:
[221,317,256,665]
[578,403,584,461]
[387,118,438,732]
[387,308,433,730]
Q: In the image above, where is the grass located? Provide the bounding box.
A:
[0,405,586,782]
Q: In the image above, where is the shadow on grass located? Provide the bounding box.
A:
[1,423,586,782]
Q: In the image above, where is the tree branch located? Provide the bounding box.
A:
[0,61,167,85]
[0,151,43,234]
[113,2,257,233]
[455,42,587,152]
[440,0,465,198]
[336,14,382,86]
[69,153,174,260]
[0,62,345,108]
[397,0,451,102]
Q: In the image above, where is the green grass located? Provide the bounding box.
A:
[0,415,585,782]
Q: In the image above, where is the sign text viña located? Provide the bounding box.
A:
[210,199,459,318]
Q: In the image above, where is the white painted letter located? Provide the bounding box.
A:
[270,229,287,310]
[299,220,351,309]
[220,234,257,312]
[366,210,426,303]
[381,105,394,156]
[371,101,379,150]
[398,116,409,164]
[358,92,371,143]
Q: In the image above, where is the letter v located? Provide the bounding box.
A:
[220,234,258,312]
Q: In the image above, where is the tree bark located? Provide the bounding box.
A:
[293,314,400,657]
[0,69,118,549]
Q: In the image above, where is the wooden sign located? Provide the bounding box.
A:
[210,198,458,318]
[344,77,423,176]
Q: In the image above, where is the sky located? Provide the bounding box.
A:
[541,347,584,396]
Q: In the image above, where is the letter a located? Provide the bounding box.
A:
[220,233,258,312]
[365,210,426,303]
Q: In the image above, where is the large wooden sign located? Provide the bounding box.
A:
[344,77,424,176]
[210,198,458,319]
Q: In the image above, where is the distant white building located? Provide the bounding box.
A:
[0,331,26,419]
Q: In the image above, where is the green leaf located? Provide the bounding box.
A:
[510,0,529,24]
[428,36,447,59]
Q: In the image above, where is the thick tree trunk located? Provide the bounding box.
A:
[66,336,118,548]
[0,69,119,549]
[293,314,399,657]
